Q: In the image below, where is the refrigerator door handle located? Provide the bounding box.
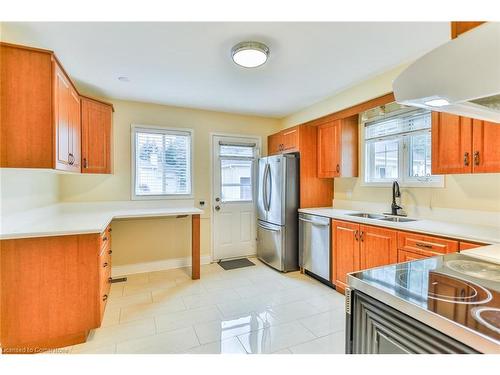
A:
[257,221,281,232]
[263,164,270,211]
[266,164,272,211]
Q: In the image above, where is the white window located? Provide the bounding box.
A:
[364,109,443,187]
[219,144,255,202]
[131,125,193,199]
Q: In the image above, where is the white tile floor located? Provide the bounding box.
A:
[67,258,347,354]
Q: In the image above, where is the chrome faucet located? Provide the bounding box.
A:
[391,181,402,216]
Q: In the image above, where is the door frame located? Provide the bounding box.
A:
[209,132,262,262]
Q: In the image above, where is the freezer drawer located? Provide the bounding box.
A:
[299,213,330,281]
[257,220,284,271]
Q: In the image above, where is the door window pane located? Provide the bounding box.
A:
[220,145,254,158]
[221,159,253,202]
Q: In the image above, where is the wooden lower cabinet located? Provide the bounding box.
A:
[459,241,485,251]
[332,221,399,291]
[359,225,398,270]
[332,220,360,292]
[330,219,478,292]
[0,226,112,353]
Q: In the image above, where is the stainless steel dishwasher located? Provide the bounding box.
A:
[299,213,331,283]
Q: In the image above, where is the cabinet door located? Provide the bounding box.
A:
[397,249,429,262]
[472,119,500,173]
[68,88,81,172]
[431,112,472,174]
[318,120,341,178]
[268,133,283,155]
[54,63,72,171]
[359,225,397,270]
[81,98,112,174]
[282,127,298,151]
[332,220,360,290]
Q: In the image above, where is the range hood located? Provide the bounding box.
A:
[393,22,500,123]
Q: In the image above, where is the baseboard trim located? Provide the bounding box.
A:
[111,256,212,277]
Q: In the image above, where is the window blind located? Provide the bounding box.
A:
[134,128,192,196]
[365,109,431,140]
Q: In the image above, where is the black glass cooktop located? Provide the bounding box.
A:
[350,253,500,344]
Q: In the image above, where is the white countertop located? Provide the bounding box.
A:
[299,207,500,244]
[1,201,203,240]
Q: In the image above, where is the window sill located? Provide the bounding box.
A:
[361,180,445,188]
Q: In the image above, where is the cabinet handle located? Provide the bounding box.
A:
[336,164,340,173]
[102,236,108,242]
[102,294,108,301]
[108,249,112,255]
[473,151,480,166]
[463,152,470,166]
[108,277,113,283]
[360,231,364,242]
[354,230,359,242]
[415,242,433,249]
[68,153,74,165]
[103,262,108,268]
[83,157,87,168]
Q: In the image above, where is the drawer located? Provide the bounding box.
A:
[99,224,112,251]
[397,231,458,256]
[398,249,431,262]
[459,241,486,251]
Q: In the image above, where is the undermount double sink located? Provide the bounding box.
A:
[347,212,418,223]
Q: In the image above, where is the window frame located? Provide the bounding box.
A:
[362,114,444,188]
[131,124,194,200]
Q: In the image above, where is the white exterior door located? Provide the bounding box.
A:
[212,135,260,261]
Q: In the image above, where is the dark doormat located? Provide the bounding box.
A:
[218,258,255,271]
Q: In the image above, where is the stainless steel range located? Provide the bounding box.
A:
[346,251,500,354]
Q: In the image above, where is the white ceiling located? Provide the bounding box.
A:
[2,22,450,117]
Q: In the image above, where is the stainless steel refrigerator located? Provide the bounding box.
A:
[257,154,299,272]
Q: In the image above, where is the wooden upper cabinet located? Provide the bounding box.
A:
[431,112,472,174]
[332,220,360,290]
[54,62,81,173]
[451,22,485,39]
[81,97,113,174]
[0,43,54,168]
[0,42,113,174]
[431,112,500,174]
[268,132,283,155]
[359,225,398,270]
[471,119,500,173]
[317,115,358,178]
[281,127,299,152]
[267,127,299,155]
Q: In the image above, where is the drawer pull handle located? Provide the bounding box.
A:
[103,262,108,268]
[108,249,112,255]
[415,242,433,249]
[102,294,108,301]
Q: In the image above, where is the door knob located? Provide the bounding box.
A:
[215,205,221,211]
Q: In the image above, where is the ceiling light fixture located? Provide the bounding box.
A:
[231,41,269,68]
[424,98,450,107]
